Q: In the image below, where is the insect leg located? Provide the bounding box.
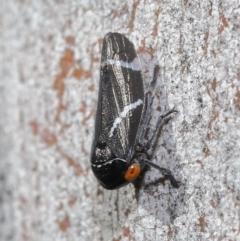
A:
[144,107,177,151]
[137,65,160,150]
[139,157,179,187]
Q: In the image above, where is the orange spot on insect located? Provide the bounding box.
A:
[124,164,141,181]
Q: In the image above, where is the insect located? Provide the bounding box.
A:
[91,32,178,190]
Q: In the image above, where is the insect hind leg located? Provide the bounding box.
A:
[135,66,179,188]
[137,65,160,150]
[144,107,177,151]
[138,157,179,187]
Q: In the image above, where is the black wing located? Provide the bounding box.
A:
[92,33,144,160]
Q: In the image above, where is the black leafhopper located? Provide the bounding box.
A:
[91,32,178,190]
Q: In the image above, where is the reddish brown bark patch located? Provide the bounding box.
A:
[199,216,205,232]
[128,0,140,30]
[58,216,70,232]
[73,68,91,79]
[41,128,57,146]
[68,197,77,206]
[66,36,75,45]
[54,49,75,97]
[29,121,39,135]
[218,13,229,34]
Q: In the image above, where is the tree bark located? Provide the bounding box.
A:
[0,0,239,240]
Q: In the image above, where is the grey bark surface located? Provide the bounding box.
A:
[0,1,240,241]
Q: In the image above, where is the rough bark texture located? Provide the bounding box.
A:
[0,1,240,241]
